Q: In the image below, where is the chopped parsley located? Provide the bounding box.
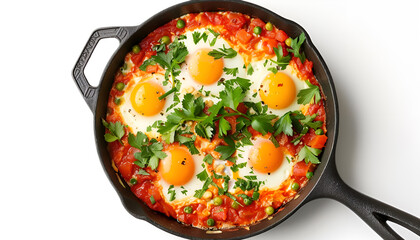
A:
[287,32,306,63]
[208,45,237,59]
[203,154,214,165]
[192,31,208,44]
[270,46,291,70]
[102,119,125,144]
[297,81,321,105]
[128,131,167,170]
[247,63,254,75]
[139,36,188,98]
[223,67,239,76]
[298,145,321,164]
[207,28,220,46]
[168,185,176,201]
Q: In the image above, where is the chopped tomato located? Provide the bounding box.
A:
[204,12,224,25]
[227,208,240,222]
[212,206,228,221]
[117,161,133,180]
[309,134,328,149]
[263,29,276,39]
[262,38,278,54]
[118,147,140,180]
[293,161,310,177]
[226,13,247,31]
[145,64,159,73]
[275,30,288,42]
[249,18,265,30]
[236,29,252,44]
[237,102,248,114]
[131,52,144,66]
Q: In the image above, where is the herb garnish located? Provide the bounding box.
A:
[139,36,188,99]
[223,67,239,76]
[102,119,125,144]
[192,31,208,44]
[297,81,321,105]
[208,45,237,59]
[128,131,167,170]
[298,145,321,164]
[287,32,306,63]
[207,28,220,46]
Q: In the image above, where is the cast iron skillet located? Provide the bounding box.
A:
[72,0,420,239]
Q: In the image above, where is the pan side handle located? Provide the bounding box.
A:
[308,159,420,239]
[72,26,136,113]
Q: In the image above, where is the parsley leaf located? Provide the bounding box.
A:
[270,46,291,70]
[251,114,276,135]
[194,178,212,198]
[102,119,125,144]
[218,117,232,137]
[192,31,208,44]
[220,86,245,110]
[207,28,220,47]
[203,154,214,165]
[234,177,264,192]
[223,77,251,92]
[287,32,306,63]
[267,67,278,74]
[168,185,176,201]
[297,81,321,105]
[223,67,239,76]
[181,186,188,195]
[152,43,166,53]
[300,114,323,129]
[128,132,167,170]
[298,145,321,164]
[196,168,209,181]
[274,112,293,136]
[208,45,237,59]
[231,162,247,172]
[158,94,210,143]
[247,63,254,75]
[195,123,214,139]
[215,136,236,160]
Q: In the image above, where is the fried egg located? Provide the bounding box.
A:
[157,145,207,203]
[245,61,308,117]
[118,73,172,134]
[177,28,246,102]
[232,136,295,191]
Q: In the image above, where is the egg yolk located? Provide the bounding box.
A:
[249,139,284,174]
[130,81,165,116]
[158,146,195,186]
[188,48,224,85]
[259,72,296,109]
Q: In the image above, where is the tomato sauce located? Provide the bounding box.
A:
[105,11,327,229]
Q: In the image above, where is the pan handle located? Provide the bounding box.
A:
[72,26,136,113]
[307,159,420,239]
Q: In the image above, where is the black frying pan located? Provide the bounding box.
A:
[72,0,420,239]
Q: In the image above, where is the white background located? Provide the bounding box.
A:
[1,0,419,239]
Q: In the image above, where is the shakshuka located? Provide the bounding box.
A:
[103,12,327,230]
